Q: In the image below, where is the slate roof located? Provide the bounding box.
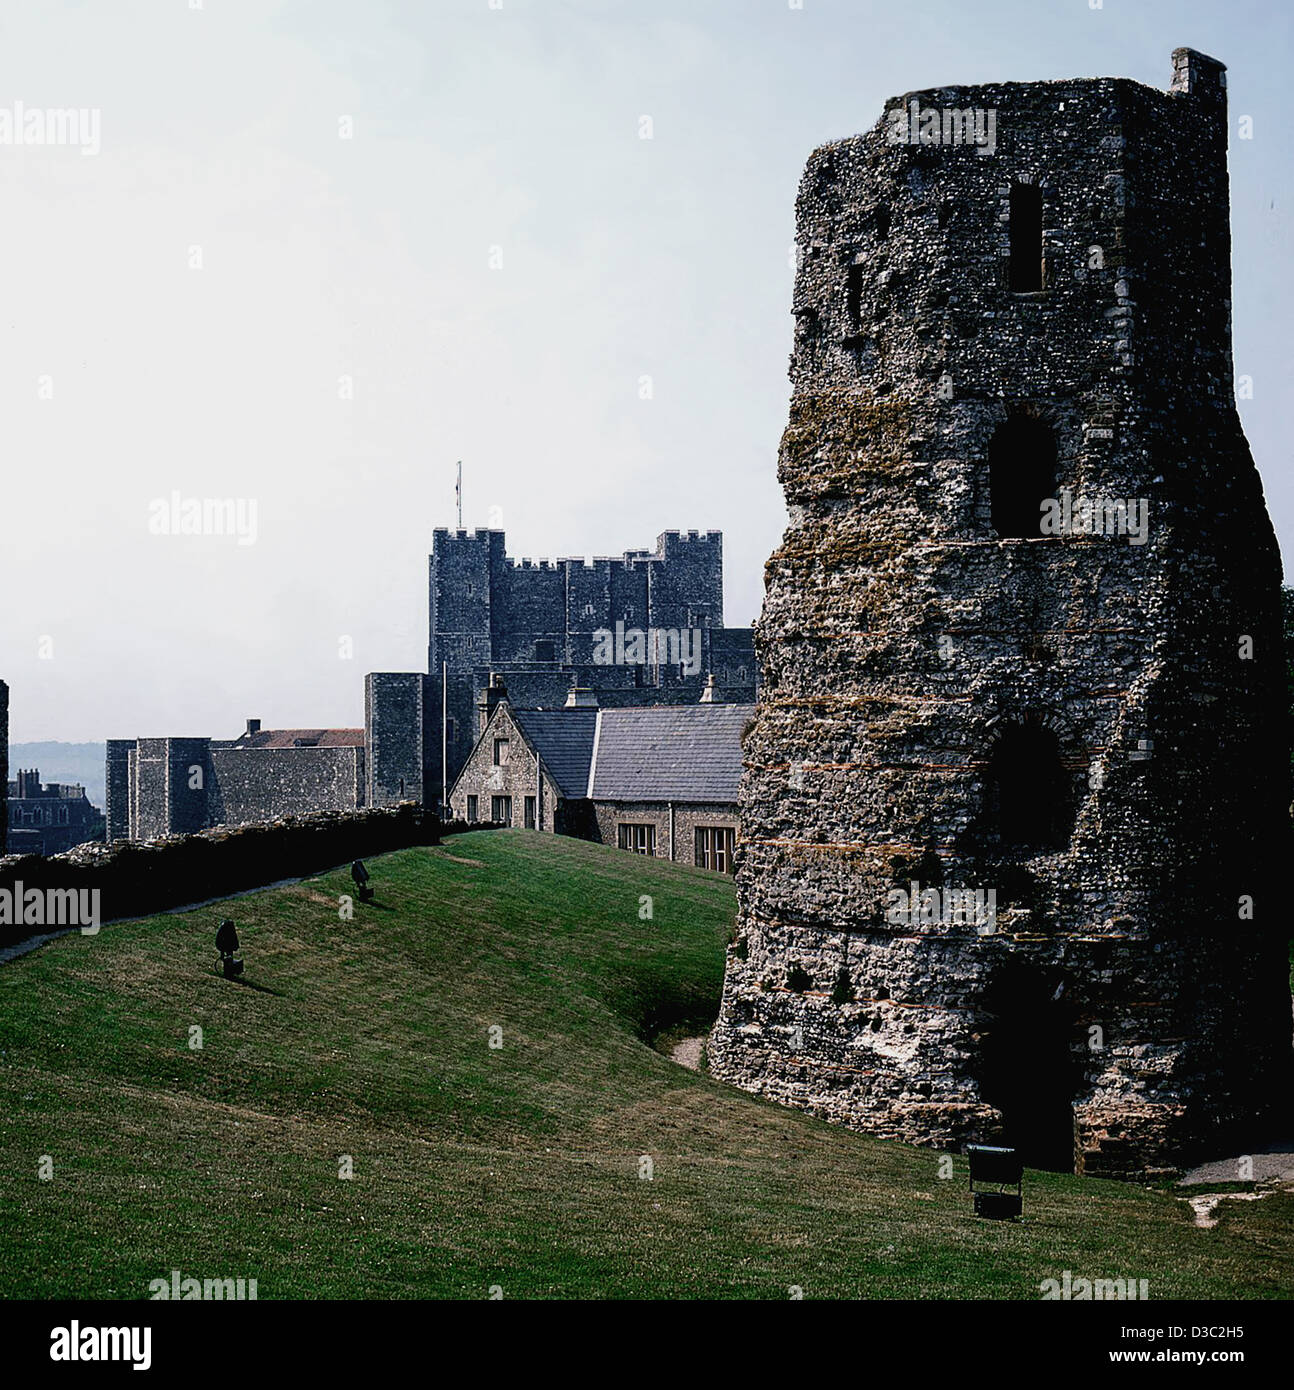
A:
[227,729,364,749]
[588,704,755,803]
[511,709,599,800]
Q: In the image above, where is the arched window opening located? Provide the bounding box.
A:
[989,416,1057,539]
[1008,181,1044,292]
[983,720,1074,851]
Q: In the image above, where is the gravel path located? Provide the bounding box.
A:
[1178,1145,1294,1187]
[670,1036,704,1070]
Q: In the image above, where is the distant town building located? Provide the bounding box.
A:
[448,678,752,872]
[0,680,8,853]
[6,768,102,855]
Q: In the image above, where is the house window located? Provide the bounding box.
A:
[493,737,510,766]
[467,795,478,822]
[695,826,736,874]
[583,603,595,618]
[1009,182,1044,292]
[618,823,656,856]
[58,807,70,825]
[989,416,1057,540]
[446,717,457,744]
[524,795,536,829]
[491,795,512,823]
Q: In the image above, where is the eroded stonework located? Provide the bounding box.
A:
[709,50,1292,1179]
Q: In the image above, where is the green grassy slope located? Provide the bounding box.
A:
[0,830,1289,1299]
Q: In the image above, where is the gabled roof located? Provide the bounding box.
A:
[588,704,754,803]
[511,709,598,800]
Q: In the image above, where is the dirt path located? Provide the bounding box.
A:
[670,1036,704,1070]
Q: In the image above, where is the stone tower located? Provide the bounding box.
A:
[709,50,1291,1179]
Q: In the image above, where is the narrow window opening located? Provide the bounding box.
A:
[846,263,864,326]
[983,720,1074,851]
[989,416,1057,539]
[1008,182,1044,292]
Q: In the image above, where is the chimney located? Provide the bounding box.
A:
[245,718,261,739]
[478,673,509,732]
[699,674,723,704]
[564,687,598,709]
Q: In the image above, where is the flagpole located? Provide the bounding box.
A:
[456,460,462,529]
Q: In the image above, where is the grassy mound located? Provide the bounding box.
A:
[0,830,1288,1299]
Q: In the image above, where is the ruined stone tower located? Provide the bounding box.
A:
[709,50,1291,1178]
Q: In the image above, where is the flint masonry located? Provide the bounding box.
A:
[710,50,1292,1178]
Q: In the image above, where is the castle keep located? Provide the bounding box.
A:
[368,527,757,805]
[710,51,1291,1178]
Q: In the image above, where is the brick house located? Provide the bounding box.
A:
[448,677,752,873]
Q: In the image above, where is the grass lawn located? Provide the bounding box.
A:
[0,829,1289,1299]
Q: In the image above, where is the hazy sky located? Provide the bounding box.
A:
[1,0,1289,742]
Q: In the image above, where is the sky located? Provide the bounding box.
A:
[0,0,1290,742]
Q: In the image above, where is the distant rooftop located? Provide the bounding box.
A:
[227,728,364,750]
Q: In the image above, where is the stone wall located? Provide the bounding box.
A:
[709,49,1292,1179]
[590,799,739,870]
[0,803,438,947]
[209,746,364,826]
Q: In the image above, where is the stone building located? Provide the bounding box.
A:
[448,679,752,871]
[710,50,1291,1179]
[586,700,751,871]
[107,720,365,842]
[369,527,758,809]
[6,768,101,855]
[448,680,598,835]
[118,527,757,842]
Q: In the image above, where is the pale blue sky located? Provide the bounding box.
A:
[0,0,1289,740]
